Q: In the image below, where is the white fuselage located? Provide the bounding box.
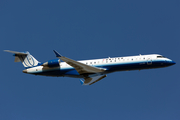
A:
[23,54,175,78]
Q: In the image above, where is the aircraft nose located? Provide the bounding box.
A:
[165,60,176,66]
[167,60,176,66]
[171,60,176,65]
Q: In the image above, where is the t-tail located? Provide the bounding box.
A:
[4,50,41,68]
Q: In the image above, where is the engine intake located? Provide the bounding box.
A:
[42,59,60,67]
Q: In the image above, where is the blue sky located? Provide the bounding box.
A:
[1,0,180,120]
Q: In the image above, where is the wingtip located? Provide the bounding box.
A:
[79,79,84,85]
[53,50,62,57]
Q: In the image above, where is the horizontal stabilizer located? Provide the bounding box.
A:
[4,50,28,55]
[4,50,28,62]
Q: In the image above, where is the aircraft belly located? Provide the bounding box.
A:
[34,69,62,76]
[101,60,168,72]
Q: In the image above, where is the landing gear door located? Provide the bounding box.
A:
[147,57,152,65]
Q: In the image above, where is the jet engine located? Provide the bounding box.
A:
[42,59,60,67]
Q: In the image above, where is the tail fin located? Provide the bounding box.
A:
[4,50,41,68]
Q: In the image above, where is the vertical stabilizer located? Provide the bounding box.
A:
[4,50,41,68]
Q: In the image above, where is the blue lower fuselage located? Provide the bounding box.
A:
[32,59,175,78]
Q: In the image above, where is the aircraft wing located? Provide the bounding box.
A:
[80,75,107,85]
[53,50,106,74]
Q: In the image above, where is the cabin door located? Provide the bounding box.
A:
[147,57,152,65]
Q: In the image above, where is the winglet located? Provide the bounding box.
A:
[53,50,62,57]
[79,79,84,85]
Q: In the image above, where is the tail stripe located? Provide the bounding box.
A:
[24,55,36,67]
[19,55,29,67]
[4,50,41,68]
[24,56,31,67]
[29,55,35,66]
[18,54,37,68]
[25,55,33,66]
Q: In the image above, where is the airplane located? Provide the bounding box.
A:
[4,50,176,85]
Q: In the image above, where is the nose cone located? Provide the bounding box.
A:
[166,60,176,66]
[164,60,176,66]
[171,61,176,65]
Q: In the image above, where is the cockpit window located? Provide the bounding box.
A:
[157,56,166,58]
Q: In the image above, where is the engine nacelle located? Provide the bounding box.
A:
[42,59,60,67]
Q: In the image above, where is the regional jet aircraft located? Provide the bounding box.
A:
[4,50,176,85]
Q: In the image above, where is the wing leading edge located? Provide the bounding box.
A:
[53,50,107,85]
[53,50,105,74]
